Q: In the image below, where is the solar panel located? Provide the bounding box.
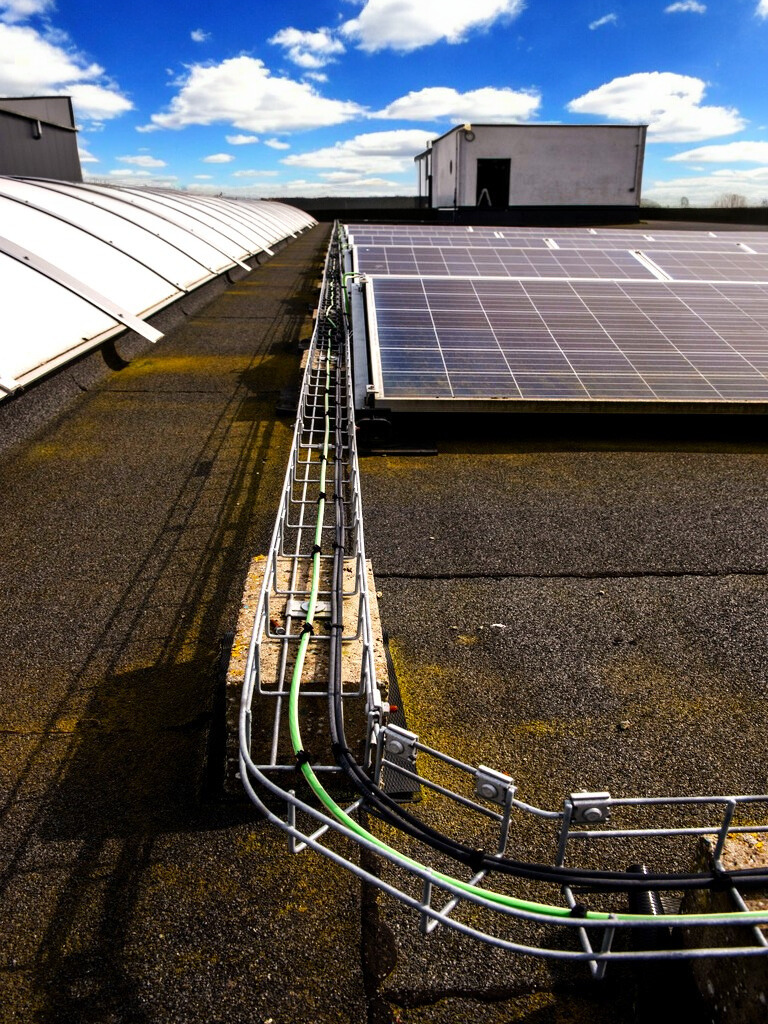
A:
[642,251,768,281]
[346,223,768,408]
[367,277,768,403]
[355,244,657,279]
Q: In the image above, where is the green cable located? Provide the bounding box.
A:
[284,279,768,929]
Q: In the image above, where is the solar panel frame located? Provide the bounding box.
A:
[354,244,657,280]
[366,276,768,406]
[349,223,768,411]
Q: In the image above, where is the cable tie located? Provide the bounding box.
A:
[569,903,589,918]
[330,621,344,631]
[317,492,327,502]
[468,849,486,873]
[301,621,315,636]
[331,742,350,760]
[311,543,322,555]
[332,541,345,551]
[296,750,312,766]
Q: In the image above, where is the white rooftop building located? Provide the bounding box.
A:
[415,124,647,210]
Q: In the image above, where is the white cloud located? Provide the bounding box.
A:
[374,85,540,122]
[668,141,768,162]
[341,0,525,53]
[117,154,166,168]
[265,138,290,150]
[67,83,133,121]
[94,170,179,188]
[231,169,279,178]
[304,71,328,83]
[269,26,344,69]
[665,2,706,12]
[589,13,618,29]
[567,72,746,142]
[78,145,98,164]
[645,167,768,205]
[212,175,411,199]
[0,23,132,120]
[202,153,234,163]
[0,0,52,23]
[190,28,210,43]
[282,129,430,174]
[757,0,768,17]
[141,56,363,132]
[226,134,259,144]
[194,174,213,179]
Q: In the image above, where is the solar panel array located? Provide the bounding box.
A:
[345,223,768,406]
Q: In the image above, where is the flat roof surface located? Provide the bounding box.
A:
[1,221,764,1020]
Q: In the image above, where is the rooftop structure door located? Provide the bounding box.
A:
[476,158,510,209]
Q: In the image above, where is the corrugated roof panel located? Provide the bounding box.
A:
[74,185,253,269]
[0,177,211,291]
[167,192,278,253]
[0,194,182,314]
[0,251,121,383]
[117,187,267,260]
[1,178,316,397]
[32,180,241,274]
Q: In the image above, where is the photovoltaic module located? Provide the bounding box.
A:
[345,223,768,410]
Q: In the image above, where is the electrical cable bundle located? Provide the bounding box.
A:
[284,231,768,928]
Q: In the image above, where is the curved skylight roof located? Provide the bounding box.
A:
[0,178,316,398]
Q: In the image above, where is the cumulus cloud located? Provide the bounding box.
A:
[231,169,279,178]
[665,2,706,12]
[589,13,618,29]
[668,141,768,162]
[269,26,344,69]
[265,138,291,150]
[190,28,209,42]
[282,129,430,175]
[99,169,179,186]
[224,175,409,199]
[567,72,746,142]
[67,82,133,120]
[194,174,213,179]
[226,134,259,144]
[202,153,234,163]
[757,0,768,17]
[645,167,768,206]
[117,154,166,167]
[0,0,53,23]
[78,145,98,164]
[341,0,525,53]
[374,85,540,122]
[141,56,363,132]
[0,23,132,120]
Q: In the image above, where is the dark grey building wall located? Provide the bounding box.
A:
[0,110,82,181]
[0,96,75,126]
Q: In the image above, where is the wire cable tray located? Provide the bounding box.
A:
[239,224,768,974]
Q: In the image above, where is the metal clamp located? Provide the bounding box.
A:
[570,791,611,824]
[475,765,516,806]
[383,725,418,762]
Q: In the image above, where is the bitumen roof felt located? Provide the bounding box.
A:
[1,220,766,1022]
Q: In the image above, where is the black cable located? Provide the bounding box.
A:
[322,239,768,894]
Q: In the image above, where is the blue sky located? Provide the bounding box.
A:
[1,0,768,204]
